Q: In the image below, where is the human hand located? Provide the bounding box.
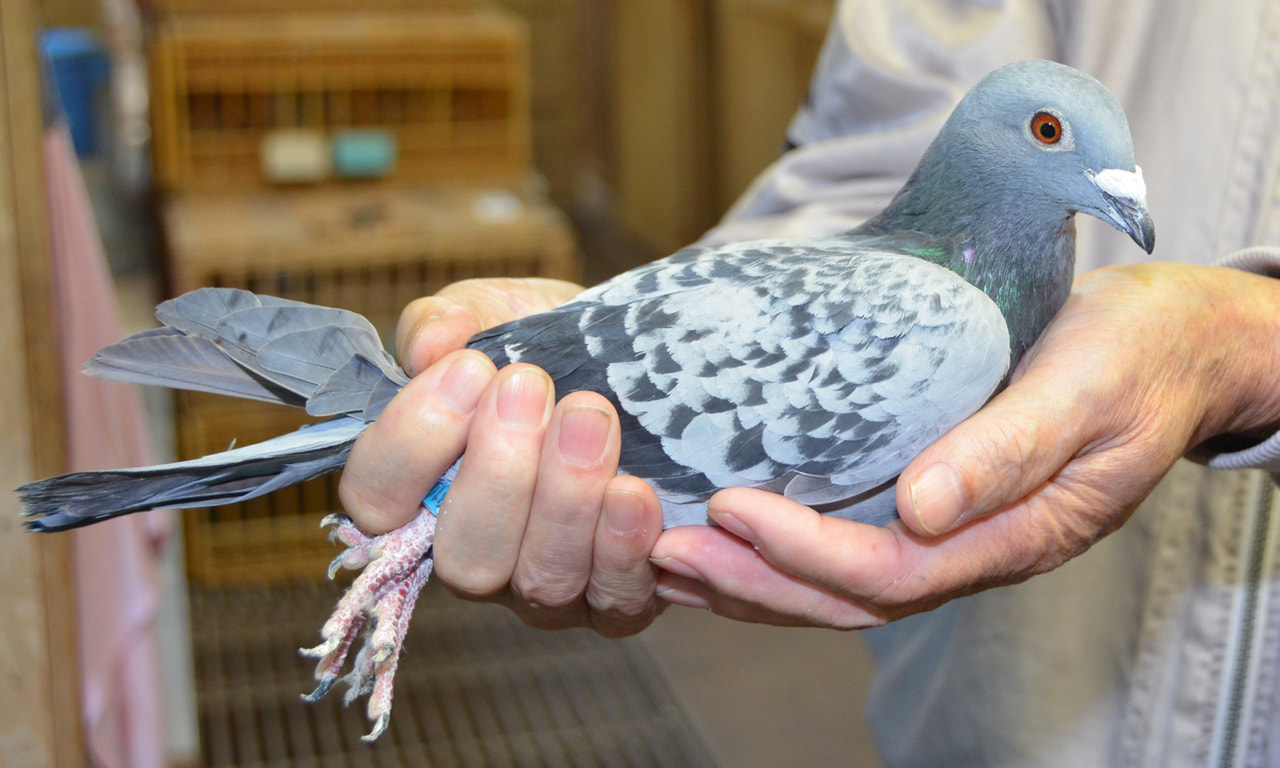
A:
[339,277,666,637]
[649,262,1280,627]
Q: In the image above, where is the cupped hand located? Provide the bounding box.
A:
[649,262,1280,627]
[339,277,666,637]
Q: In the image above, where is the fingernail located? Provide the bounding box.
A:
[708,509,754,543]
[604,489,646,536]
[656,583,711,610]
[649,555,703,581]
[908,462,966,535]
[497,368,551,428]
[437,354,491,414]
[559,405,612,467]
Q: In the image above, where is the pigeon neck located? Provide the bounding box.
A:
[964,215,1076,365]
[856,196,1077,365]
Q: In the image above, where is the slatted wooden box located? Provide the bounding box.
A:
[149,9,531,193]
[149,0,478,12]
[164,187,580,584]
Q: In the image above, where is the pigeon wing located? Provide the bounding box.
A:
[86,326,304,405]
[87,287,407,421]
[472,238,1010,526]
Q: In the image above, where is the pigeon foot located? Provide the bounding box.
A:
[299,505,436,740]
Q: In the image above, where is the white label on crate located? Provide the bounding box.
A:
[261,130,332,184]
[472,191,524,223]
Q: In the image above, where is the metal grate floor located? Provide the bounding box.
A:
[189,580,717,768]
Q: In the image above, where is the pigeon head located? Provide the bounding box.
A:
[872,59,1154,255]
[952,58,1155,254]
[860,59,1154,362]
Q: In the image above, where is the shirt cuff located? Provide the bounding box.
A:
[1204,246,1280,472]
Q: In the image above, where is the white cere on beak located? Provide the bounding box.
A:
[1089,165,1155,253]
[1093,166,1147,205]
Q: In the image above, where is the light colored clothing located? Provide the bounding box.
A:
[706,1,1280,765]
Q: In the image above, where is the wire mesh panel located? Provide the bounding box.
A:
[189,580,718,767]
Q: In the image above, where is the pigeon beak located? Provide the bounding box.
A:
[1088,166,1156,254]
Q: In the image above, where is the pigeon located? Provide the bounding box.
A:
[17,59,1155,740]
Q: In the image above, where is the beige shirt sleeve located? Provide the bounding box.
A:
[699,0,1057,246]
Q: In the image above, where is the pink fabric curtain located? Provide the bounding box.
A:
[43,121,170,768]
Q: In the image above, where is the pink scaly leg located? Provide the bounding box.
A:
[343,556,433,741]
[299,504,437,740]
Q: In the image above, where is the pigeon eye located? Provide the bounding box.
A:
[1031,112,1063,144]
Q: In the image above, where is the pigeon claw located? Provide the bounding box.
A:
[324,513,375,549]
[362,713,391,743]
[300,675,336,703]
[299,506,438,741]
[298,633,344,660]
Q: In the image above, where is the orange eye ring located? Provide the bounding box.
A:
[1031,112,1062,144]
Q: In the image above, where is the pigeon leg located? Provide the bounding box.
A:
[344,557,434,741]
[299,504,437,739]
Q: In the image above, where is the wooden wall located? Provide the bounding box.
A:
[612,0,833,253]
[38,0,102,29]
[612,0,716,255]
[0,0,82,766]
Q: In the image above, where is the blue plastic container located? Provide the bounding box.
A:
[40,28,110,157]
[332,130,398,179]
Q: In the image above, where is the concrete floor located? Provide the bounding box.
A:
[640,607,883,767]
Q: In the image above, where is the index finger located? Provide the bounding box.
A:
[339,349,495,534]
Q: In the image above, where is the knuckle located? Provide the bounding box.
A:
[436,558,511,601]
[586,587,663,637]
[510,572,586,612]
[984,419,1038,475]
[858,573,919,611]
[509,597,591,632]
[584,583,650,620]
[441,574,506,602]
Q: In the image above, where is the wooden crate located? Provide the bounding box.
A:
[149,9,532,194]
[149,0,478,13]
[166,186,579,584]
[177,393,341,585]
[162,186,578,324]
[612,1,716,255]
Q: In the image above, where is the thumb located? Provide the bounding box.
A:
[897,379,1085,535]
[395,300,485,377]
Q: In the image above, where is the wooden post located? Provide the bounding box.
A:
[0,0,84,765]
[711,0,832,214]
[612,0,715,254]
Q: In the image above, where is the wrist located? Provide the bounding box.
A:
[1189,265,1280,446]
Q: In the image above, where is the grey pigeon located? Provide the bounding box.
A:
[17,59,1155,740]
